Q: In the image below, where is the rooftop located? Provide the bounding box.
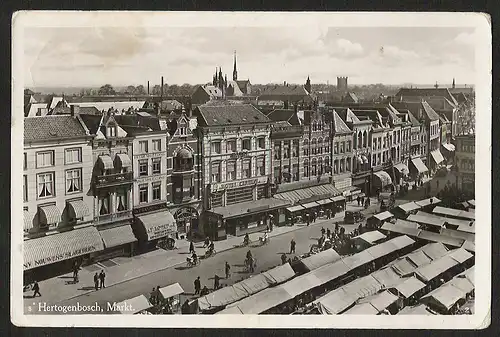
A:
[24,115,88,142]
[195,103,270,127]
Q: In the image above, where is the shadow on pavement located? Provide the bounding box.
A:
[77,286,96,291]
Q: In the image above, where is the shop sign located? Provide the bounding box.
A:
[135,152,165,160]
[229,151,250,160]
[147,223,176,241]
[133,202,167,215]
[211,176,267,192]
[24,245,98,270]
[136,174,166,184]
[175,207,198,220]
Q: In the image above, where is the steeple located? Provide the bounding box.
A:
[218,67,223,91]
[305,75,311,94]
[233,50,238,81]
[434,81,439,89]
[452,78,456,89]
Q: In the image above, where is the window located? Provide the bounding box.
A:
[303,140,309,156]
[107,126,116,138]
[227,139,236,153]
[340,159,345,173]
[152,158,161,175]
[99,196,110,215]
[36,151,54,168]
[258,137,265,149]
[283,165,291,182]
[274,142,281,160]
[227,161,236,180]
[283,141,290,158]
[347,140,351,152]
[211,141,221,154]
[334,160,338,174]
[139,141,148,153]
[304,160,309,177]
[311,159,317,176]
[242,139,251,151]
[65,148,82,164]
[178,126,187,136]
[340,141,345,153]
[139,184,148,203]
[152,140,161,152]
[211,162,221,182]
[293,140,299,157]
[117,189,128,211]
[66,169,82,193]
[274,166,282,184]
[24,153,27,170]
[256,157,265,176]
[334,142,339,154]
[312,139,317,155]
[37,172,54,198]
[346,158,351,171]
[23,175,27,202]
[317,139,323,154]
[373,138,377,150]
[242,159,251,178]
[324,138,330,153]
[152,183,161,201]
[325,157,330,172]
[318,158,323,175]
[139,160,148,176]
[293,164,299,181]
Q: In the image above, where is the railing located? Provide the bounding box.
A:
[95,210,133,225]
[95,172,133,187]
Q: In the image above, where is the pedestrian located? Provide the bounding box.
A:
[32,280,41,298]
[290,239,296,254]
[327,228,331,239]
[335,222,339,233]
[93,273,99,291]
[181,299,190,314]
[225,261,231,279]
[321,227,325,236]
[194,276,201,295]
[99,270,106,289]
[189,241,195,254]
[281,253,288,265]
[150,287,157,305]
[200,286,209,296]
[214,274,220,290]
[357,195,360,206]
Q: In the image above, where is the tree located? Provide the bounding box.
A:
[124,85,136,95]
[98,84,116,96]
[152,85,161,95]
[135,85,146,95]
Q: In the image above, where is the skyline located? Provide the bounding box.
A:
[24,26,475,88]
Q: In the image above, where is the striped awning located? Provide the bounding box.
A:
[302,202,320,209]
[137,211,176,241]
[115,153,132,168]
[331,195,346,202]
[99,225,137,248]
[431,150,444,165]
[394,163,409,175]
[38,204,61,225]
[316,198,333,205]
[24,226,105,270]
[24,210,34,231]
[373,170,392,187]
[98,155,114,170]
[67,200,90,219]
[286,205,305,213]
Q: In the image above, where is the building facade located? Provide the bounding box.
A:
[454,134,475,194]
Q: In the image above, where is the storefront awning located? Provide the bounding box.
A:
[411,158,429,173]
[210,198,291,219]
[137,211,176,241]
[24,226,105,270]
[286,205,305,213]
[99,225,137,248]
[67,200,90,219]
[373,170,393,187]
[331,195,346,202]
[38,204,61,225]
[301,202,320,209]
[431,150,445,165]
[394,163,409,175]
[24,210,34,231]
[115,153,132,168]
[315,198,333,205]
[442,143,456,152]
[98,155,114,170]
[274,184,341,204]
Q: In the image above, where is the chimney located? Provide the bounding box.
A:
[284,81,286,86]
[70,105,80,117]
[161,76,164,100]
[147,81,150,95]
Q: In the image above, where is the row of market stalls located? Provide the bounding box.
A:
[114,283,184,315]
[216,235,417,315]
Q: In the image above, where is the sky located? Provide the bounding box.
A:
[23,26,476,88]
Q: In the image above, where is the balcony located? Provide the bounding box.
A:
[95,210,133,225]
[95,172,133,188]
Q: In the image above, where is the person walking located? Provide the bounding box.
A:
[194,276,201,295]
[321,227,325,236]
[225,262,231,279]
[189,241,195,254]
[150,287,157,305]
[356,195,361,206]
[214,274,221,290]
[290,239,296,254]
[326,228,331,239]
[93,273,99,291]
[99,270,106,289]
[32,281,41,298]
[281,253,288,265]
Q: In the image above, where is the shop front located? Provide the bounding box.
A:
[331,195,347,213]
[389,162,410,186]
[430,150,445,171]
[173,206,200,239]
[372,170,393,194]
[97,223,137,261]
[206,198,291,238]
[133,202,177,252]
[285,205,306,225]
[23,225,105,284]
[410,157,429,181]
[441,143,455,165]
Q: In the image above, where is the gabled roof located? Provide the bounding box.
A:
[331,109,352,133]
[79,106,102,115]
[195,103,270,127]
[332,107,362,124]
[198,85,223,99]
[258,84,312,101]
[114,114,161,131]
[25,103,49,117]
[266,109,301,126]
[395,88,458,106]
[391,101,440,122]
[227,80,245,96]
[452,92,469,104]
[236,80,251,92]
[344,92,359,103]
[24,116,88,142]
[405,110,421,127]
[79,114,103,135]
[68,101,145,112]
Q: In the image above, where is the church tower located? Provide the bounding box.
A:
[233,51,238,81]
[305,75,311,94]
[452,78,456,89]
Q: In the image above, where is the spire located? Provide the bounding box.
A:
[305,75,311,94]
[233,50,238,81]
[452,78,456,89]
[434,81,439,89]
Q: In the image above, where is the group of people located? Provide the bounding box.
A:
[188,237,216,266]
[93,270,106,290]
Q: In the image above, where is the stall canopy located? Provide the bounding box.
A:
[442,143,456,152]
[416,211,470,229]
[371,267,402,288]
[261,263,296,285]
[286,205,305,213]
[390,257,418,276]
[373,211,394,222]
[136,210,176,241]
[315,198,333,206]
[395,219,420,229]
[373,170,393,187]
[415,197,441,208]
[210,198,291,219]
[116,295,152,314]
[467,200,475,208]
[411,157,429,173]
[412,255,459,282]
[159,283,184,299]
[406,250,433,267]
[24,226,105,270]
[360,290,399,312]
[390,276,426,298]
[440,228,475,242]
[397,202,421,214]
[312,259,351,284]
[457,221,475,234]
[432,206,475,220]
[331,195,346,202]
[224,286,292,315]
[417,230,465,248]
[431,150,445,165]
[342,275,385,299]
[461,240,475,252]
[197,283,249,311]
[394,163,409,175]
[421,284,467,312]
[353,231,387,245]
[274,184,341,204]
[458,266,475,286]
[418,242,449,260]
[398,304,435,315]
[98,225,137,248]
[297,249,342,272]
[446,248,473,264]
[301,202,320,209]
[281,273,323,298]
[236,274,271,296]
[343,302,379,315]
[407,214,445,228]
[314,288,358,315]
[380,222,422,237]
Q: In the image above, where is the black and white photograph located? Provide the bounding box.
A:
[11,11,491,328]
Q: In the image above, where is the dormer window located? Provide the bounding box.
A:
[107,125,116,138]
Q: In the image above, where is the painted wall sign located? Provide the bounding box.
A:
[147,223,176,241]
[211,176,267,192]
[24,245,98,270]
